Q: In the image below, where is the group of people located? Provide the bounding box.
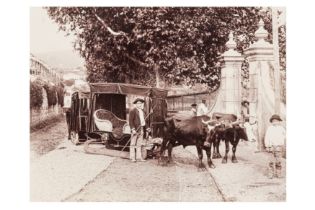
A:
[190,98,209,116]
[240,99,286,179]
[127,96,286,179]
[191,98,285,179]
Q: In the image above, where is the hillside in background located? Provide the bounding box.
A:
[32,50,85,69]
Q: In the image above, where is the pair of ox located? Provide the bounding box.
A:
[159,113,248,168]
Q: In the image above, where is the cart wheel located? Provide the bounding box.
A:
[71,131,80,145]
[142,146,148,159]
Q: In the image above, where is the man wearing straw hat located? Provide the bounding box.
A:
[241,98,250,122]
[190,103,197,116]
[129,98,148,162]
[241,98,257,142]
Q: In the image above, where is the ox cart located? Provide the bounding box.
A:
[68,91,90,145]
[68,83,168,159]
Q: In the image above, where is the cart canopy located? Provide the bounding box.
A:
[89,83,168,99]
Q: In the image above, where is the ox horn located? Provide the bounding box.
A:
[202,119,218,125]
[201,119,211,125]
[231,120,245,127]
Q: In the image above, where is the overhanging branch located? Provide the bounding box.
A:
[93,9,128,37]
[124,54,149,67]
[80,9,154,71]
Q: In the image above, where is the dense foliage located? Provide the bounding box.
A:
[279,25,286,103]
[30,79,44,109]
[43,83,58,106]
[57,84,64,107]
[31,77,65,109]
[46,7,276,90]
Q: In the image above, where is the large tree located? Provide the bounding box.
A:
[47,7,274,89]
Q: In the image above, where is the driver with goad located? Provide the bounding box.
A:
[128,98,150,162]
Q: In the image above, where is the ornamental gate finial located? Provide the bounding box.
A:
[255,19,268,41]
[226,31,236,50]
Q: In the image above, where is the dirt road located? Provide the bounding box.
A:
[30,118,285,202]
[65,147,224,202]
[30,119,223,201]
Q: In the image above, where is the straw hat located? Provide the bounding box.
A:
[269,114,282,122]
[133,98,145,104]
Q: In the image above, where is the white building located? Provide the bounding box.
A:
[30,54,62,85]
[62,67,87,81]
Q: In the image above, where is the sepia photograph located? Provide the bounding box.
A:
[29,6,287,202]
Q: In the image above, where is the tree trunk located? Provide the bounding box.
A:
[154,64,160,88]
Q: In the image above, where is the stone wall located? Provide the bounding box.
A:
[30,105,63,127]
[30,87,63,127]
[167,90,219,112]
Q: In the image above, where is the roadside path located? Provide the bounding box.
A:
[186,141,286,201]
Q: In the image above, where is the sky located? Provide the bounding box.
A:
[30,7,76,54]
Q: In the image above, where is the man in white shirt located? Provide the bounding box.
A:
[264,114,286,179]
[197,99,209,116]
[63,86,73,140]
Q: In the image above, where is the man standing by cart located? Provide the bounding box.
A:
[63,86,73,140]
[129,98,147,162]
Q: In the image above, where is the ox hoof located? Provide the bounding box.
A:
[198,163,206,169]
[232,159,238,163]
[203,142,211,147]
[167,158,173,163]
[158,159,162,165]
[158,157,168,165]
[208,163,216,169]
[222,158,227,164]
[213,153,222,159]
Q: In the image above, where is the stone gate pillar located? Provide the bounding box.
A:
[244,19,275,151]
[220,32,244,115]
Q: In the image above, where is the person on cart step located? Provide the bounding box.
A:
[197,98,209,116]
[129,98,149,162]
[190,103,197,116]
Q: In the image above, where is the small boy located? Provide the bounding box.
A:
[264,114,286,179]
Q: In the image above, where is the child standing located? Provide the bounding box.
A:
[264,114,286,179]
